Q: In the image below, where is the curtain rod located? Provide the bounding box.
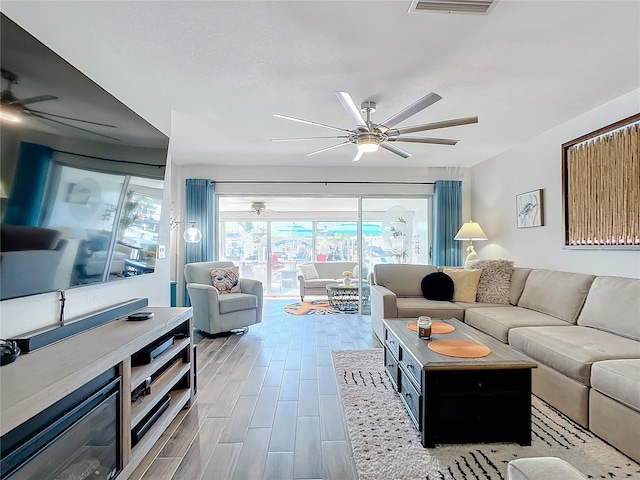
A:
[210,180,435,185]
[54,149,164,169]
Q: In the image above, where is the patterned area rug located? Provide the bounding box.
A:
[332,349,640,480]
[284,300,357,315]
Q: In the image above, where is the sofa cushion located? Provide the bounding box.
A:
[373,263,437,297]
[218,292,258,314]
[396,297,464,321]
[591,359,640,412]
[299,263,319,280]
[304,278,335,289]
[517,269,595,324]
[465,306,567,343]
[509,267,532,305]
[443,268,482,303]
[507,457,587,480]
[508,325,640,385]
[577,276,640,341]
[210,266,241,294]
[420,272,454,301]
[466,258,513,304]
[1,224,64,252]
[314,261,357,279]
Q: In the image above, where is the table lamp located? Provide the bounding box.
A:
[454,221,487,264]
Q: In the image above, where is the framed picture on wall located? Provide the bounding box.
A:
[516,189,544,228]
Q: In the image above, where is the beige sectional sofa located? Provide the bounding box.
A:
[370,263,640,463]
[297,261,357,301]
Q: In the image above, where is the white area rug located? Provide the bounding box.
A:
[332,349,640,480]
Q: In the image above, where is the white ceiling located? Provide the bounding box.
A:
[3,1,639,168]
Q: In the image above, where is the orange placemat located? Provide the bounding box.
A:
[427,339,491,358]
[406,321,456,334]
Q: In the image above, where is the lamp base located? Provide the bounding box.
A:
[464,245,477,266]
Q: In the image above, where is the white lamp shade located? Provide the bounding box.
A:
[183,225,202,243]
[454,221,487,241]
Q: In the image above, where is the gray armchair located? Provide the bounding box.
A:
[184,261,263,336]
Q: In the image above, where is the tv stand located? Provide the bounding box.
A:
[1,306,195,479]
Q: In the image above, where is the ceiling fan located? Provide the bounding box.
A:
[224,202,288,219]
[271,91,478,162]
[0,68,120,141]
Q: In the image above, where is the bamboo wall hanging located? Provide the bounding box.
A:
[562,113,639,248]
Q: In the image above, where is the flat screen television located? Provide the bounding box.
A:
[0,13,169,301]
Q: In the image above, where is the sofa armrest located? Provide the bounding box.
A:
[371,285,398,318]
[240,278,264,322]
[370,285,398,342]
[186,283,221,333]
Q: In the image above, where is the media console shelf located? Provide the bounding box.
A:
[0,306,194,479]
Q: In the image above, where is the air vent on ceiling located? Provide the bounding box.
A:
[408,0,496,15]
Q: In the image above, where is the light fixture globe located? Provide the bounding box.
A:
[0,105,21,123]
[183,224,202,243]
[356,133,379,153]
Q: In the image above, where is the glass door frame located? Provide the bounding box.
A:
[216,194,433,310]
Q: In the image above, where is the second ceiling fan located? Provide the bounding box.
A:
[271,91,477,162]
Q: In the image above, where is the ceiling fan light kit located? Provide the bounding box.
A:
[251,202,267,216]
[0,105,21,123]
[272,90,477,162]
[357,133,380,153]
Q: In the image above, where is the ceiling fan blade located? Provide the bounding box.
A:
[351,149,365,162]
[378,92,442,132]
[270,135,349,142]
[28,109,117,128]
[30,112,121,141]
[390,137,458,146]
[273,113,352,133]
[335,92,367,127]
[391,116,478,135]
[10,95,58,106]
[380,142,412,159]
[306,141,351,156]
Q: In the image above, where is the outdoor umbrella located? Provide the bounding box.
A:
[272,224,313,237]
[326,223,382,236]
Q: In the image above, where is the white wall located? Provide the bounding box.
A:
[169,164,472,304]
[0,163,173,339]
[471,89,640,278]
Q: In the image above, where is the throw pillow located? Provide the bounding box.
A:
[209,266,241,294]
[442,268,482,303]
[420,272,454,301]
[465,259,514,304]
[298,263,319,280]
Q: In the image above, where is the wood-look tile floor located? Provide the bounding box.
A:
[131,298,381,480]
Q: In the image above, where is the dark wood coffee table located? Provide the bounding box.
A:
[383,318,537,447]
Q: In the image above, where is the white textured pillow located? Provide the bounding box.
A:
[443,268,482,303]
[299,263,319,280]
[209,266,241,294]
[466,259,514,304]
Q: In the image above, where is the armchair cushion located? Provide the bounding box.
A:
[218,293,258,314]
[210,266,241,294]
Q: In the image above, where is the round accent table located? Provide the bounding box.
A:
[326,282,370,312]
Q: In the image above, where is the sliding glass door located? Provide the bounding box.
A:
[218,196,430,304]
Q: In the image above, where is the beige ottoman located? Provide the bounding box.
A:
[507,457,587,480]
